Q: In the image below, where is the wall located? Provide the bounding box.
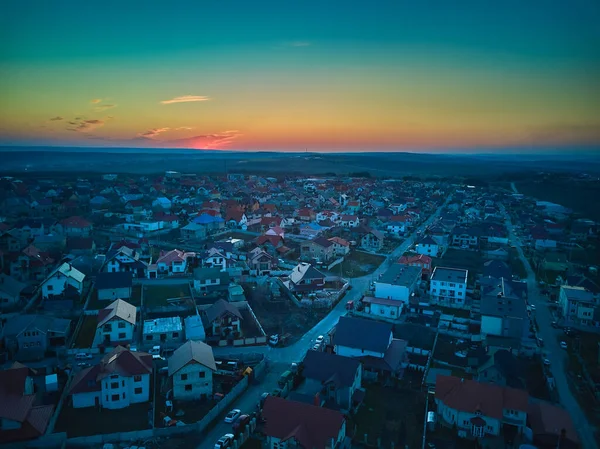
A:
[375,283,410,303]
[172,363,213,401]
[336,345,384,359]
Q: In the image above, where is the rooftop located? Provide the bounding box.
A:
[431,266,468,284]
[143,316,182,334]
[377,263,422,287]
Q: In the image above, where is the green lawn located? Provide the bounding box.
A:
[55,401,152,437]
[73,315,97,348]
[352,385,425,448]
[341,251,385,278]
[143,283,191,307]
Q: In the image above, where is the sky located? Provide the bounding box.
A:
[0,0,599,153]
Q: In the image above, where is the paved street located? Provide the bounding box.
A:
[196,199,450,449]
[503,206,598,449]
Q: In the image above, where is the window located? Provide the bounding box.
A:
[111,382,119,389]
[47,285,53,291]
[391,310,396,316]
[199,371,206,378]
[457,292,462,296]
[106,395,108,401]
[135,387,142,394]
[181,373,188,381]
[173,332,179,338]
[185,384,192,391]
[111,394,119,401]
[122,393,126,399]
[134,375,142,382]
[118,322,126,329]
[432,289,436,293]
[122,380,125,387]
[118,333,126,339]
[145,335,153,341]
[103,324,112,332]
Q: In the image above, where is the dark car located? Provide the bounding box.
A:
[232,414,251,434]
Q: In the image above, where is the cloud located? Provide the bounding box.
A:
[67,118,105,133]
[137,127,171,139]
[49,116,64,121]
[167,130,242,149]
[289,41,311,47]
[175,126,194,131]
[160,95,210,105]
[94,104,116,112]
[90,99,102,104]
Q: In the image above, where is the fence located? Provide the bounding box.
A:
[65,357,267,446]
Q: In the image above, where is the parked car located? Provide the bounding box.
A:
[312,343,321,351]
[75,353,93,360]
[232,414,251,434]
[258,392,269,410]
[224,409,241,423]
[269,334,279,346]
[315,335,324,345]
[551,321,559,328]
[346,300,354,310]
[560,341,568,350]
[543,359,551,366]
[214,434,234,449]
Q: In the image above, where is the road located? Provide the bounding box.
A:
[510,182,519,194]
[196,198,451,449]
[502,205,598,449]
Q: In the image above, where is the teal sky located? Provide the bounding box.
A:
[1,0,599,152]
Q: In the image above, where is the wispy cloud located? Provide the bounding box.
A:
[167,130,242,149]
[137,127,171,139]
[288,41,311,47]
[175,126,194,131]
[90,99,102,104]
[49,116,64,121]
[67,118,105,133]
[160,95,210,105]
[94,104,116,112]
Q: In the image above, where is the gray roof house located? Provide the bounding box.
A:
[0,274,27,308]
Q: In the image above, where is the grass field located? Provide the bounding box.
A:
[341,251,386,278]
[433,248,483,284]
[143,283,191,307]
[86,285,142,310]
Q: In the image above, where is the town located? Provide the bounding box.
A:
[0,171,598,449]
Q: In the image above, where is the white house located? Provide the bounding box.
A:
[41,263,86,300]
[152,197,172,210]
[92,299,137,348]
[415,236,440,257]
[155,249,195,276]
[374,264,422,306]
[168,340,216,401]
[328,237,350,256]
[340,215,359,228]
[104,246,148,278]
[201,248,228,271]
[559,285,598,327]
[68,346,152,409]
[435,375,528,439]
[429,267,468,309]
[362,296,403,319]
[386,222,406,236]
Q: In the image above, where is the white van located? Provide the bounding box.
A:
[149,345,161,356]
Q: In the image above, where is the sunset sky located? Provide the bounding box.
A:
[1,0,599,152]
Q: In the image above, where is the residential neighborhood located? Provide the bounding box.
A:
[0,171,597,449]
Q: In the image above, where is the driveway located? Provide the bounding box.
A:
[503,205,598,449]
[197,197,451,449]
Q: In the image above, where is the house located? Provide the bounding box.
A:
[247,247,275,276]
[299,350,363,412]
[68,346,152,409]
[59,216,92,237]
[193,267,230,294]
[415,236,440,257]
[155,249,195,276]
[228,284,245,302]
[346,200,360,215]
[184,314,206,342]
[256,234,286,257]
[361,229,384,251]
[261,396,346,449]
[482,260,512,280]
[66,237,96,255]
[480,277,528,340]
[386,218,406,236]
[559,286,598,327]
[203,299,243,338]
[451,226,480,249]
[434,375,528,439]
[168,340,216,401]
[225,208,248,228]
[92,299,137,348]
[328,237,350,256]
[152,197,172,210]
[301,237,335,262]
[2,314,71,360]
[104,246,148,278]
[288,263,326,293]
[340,215,360,228]
[0,274,26,309]
[374,264,422,307]
[476,349,525,389]
[40,262,86,300]
[361,296,403,319]
[180,222,207,241]
[297,208,316,222]
[541,252,569,273]
[11,245,55,282]
[96,272,133,301]
[0,362,54,442]
[142,317,183,347]
[299,222,327,239]
[398,254,432,276]
[527,400,580,449]
[332,316,409,379]
[192,213,225,232]
[429,267,468,309]
[199,247,228,271]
